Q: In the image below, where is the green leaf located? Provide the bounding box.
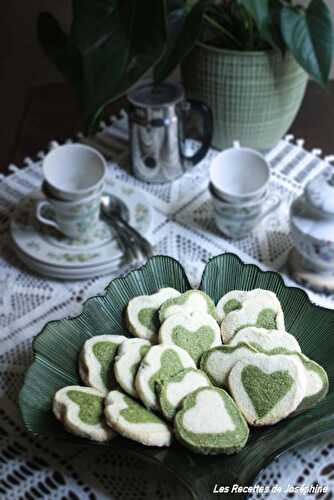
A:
[281,0,334,85]
[37,13,83,95]
[154,0,208,84]
[38,0,167,132]
[237,0,277,48]
[237,0,270,35]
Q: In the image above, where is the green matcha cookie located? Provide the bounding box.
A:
[158,368,211,421]
[251,348,329,415]
[126,288,181,342]
[79,335,126,394]
[229,327,301,354]
[292,353,328,414]
[53,385,114,442]
[200,343,259,387]
[216,289,285,343]
[158,311,221,364]
[104,390,172,447]
[174,386,249,455]
[135,344,196,411]
[159,290,217,323]
[228,354,306,426]
[114,338,151,398]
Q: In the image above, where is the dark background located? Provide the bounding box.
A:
[1,2,334,172]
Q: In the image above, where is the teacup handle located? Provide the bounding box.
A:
[258,195,281,222]
[36,201,60,230]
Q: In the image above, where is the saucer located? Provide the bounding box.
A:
[10,181,153,280]
[287,248,334,294]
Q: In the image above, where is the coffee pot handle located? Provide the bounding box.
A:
[181,99,213,169]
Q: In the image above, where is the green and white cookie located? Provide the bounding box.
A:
[79,335,127,394]
[159,290,217,323]
[217,289,285,343]
[126,288,181,342]
[201,343,328,415]
[174,386,249,455]
[228,355,307,426]
[53,386,114,442]
[158,368,211,421]
[293,353,328,413]
[135,344,196,411]
[158,312,221,364]
[114,338,151,398]
[260,349,329,414]
[229,327,301,353]
[200,343,259,387]
[104,390,172,447]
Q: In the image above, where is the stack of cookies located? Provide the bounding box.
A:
[53,287,328,455]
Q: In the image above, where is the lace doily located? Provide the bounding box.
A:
[0,116,333,499]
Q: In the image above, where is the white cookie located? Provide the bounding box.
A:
[158,368,211,420]
[217,289,285,342]
[158,311,221,364]
[159,290,217,323]
[126,288,181,342]
[104,390,172,447]
[228,354,306,426]
[53,386,114,442]
[79,335,127,394]
[114,338,151,397]
[174,386,249,455]
[229,327,301,353]
[200,343,259,387]
[135,344,196,411]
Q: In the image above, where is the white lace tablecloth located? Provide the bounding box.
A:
[0,114,334,499]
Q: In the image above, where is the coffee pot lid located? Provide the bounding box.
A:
[305,171,334,216]
[127,81,184,108]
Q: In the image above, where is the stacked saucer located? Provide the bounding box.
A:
[10,184,152,280]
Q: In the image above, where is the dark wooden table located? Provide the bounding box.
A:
[2,80,334,173]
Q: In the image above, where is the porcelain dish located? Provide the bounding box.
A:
[10,180,153,280]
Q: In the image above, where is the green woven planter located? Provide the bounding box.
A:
[181,43,308,150]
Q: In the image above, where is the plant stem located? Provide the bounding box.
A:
[203,14,243,49]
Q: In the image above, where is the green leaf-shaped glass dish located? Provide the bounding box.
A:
[19,254,334,499]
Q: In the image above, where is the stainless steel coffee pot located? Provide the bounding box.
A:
[128,81,213,184]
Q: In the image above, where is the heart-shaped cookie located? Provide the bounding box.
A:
[229,327,301,354]
[114,338,151,398]
[158,368,211,420]
[251,348,329,415]
[135,344,195,411]
[158,312,221,364]
[200,343,259,387]
[217,289,285,342]
[104,390,172,447]
[53,386,114,442]
[228,354,306,426]
[126,288,181,342]
[159,290,217,323]
[79,335,126,394]
[174,386,249,455]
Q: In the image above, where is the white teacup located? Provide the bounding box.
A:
[210,142,270,203]
[36,185,103,239]
[43,144,106,201]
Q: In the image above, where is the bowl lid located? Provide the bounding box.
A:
[305,171,334,216]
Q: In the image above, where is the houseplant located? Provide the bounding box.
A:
[38,0,333,148]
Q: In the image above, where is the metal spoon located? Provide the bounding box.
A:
[101,194,154,259]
